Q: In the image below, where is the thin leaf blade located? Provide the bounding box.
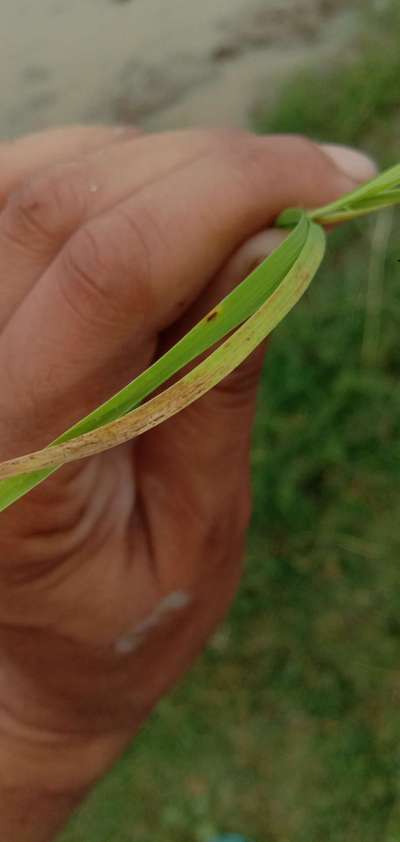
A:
[0,218,325,505]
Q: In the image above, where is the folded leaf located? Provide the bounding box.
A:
[0,215,322,509]
[0,160,399,512]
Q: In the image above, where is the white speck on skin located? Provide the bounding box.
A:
[114,591,191,656]
[89,184,99,193]
[115,636,138,656]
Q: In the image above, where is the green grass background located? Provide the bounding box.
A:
[62,4,400,840]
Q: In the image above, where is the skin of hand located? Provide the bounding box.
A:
[0,125,376,840]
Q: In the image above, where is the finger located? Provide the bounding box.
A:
[137,146,376,588]
[0,130,225,329]
[0,125,143,329]
[0,131,373,333]
[132,229,285,585]
[0,130,214,332]
[0,133,372,459]
[0,124,142,207]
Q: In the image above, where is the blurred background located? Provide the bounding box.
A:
[2,0,400,839]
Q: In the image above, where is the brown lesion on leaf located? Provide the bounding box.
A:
[206,309,219,323]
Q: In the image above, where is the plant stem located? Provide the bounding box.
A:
[361,209,394,367]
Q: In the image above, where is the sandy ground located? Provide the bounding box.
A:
[1,0,362,139]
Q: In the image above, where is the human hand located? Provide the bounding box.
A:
[0,128,375,840]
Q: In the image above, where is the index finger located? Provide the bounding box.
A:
[0,124,140,208]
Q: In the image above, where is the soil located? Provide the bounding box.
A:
[0,0,363,139]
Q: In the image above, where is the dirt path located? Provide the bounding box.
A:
[1,0,362,139]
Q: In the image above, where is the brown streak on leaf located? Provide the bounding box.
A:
[206,309,219,323]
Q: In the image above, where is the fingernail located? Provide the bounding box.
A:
[321,143,378,183]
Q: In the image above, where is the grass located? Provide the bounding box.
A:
[62,4,400,841]
[254,0,400,167]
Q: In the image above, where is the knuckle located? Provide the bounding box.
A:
[60,208,153,330]
[5,163,88,245]
[109,205,159,320]
[64,222,106,282]
[61,223,117,323]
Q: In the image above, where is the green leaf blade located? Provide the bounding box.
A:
[0,221,325,508]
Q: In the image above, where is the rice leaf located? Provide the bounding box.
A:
[277,164,400,228]
[0,215,322,509]
[0,161,399,512]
